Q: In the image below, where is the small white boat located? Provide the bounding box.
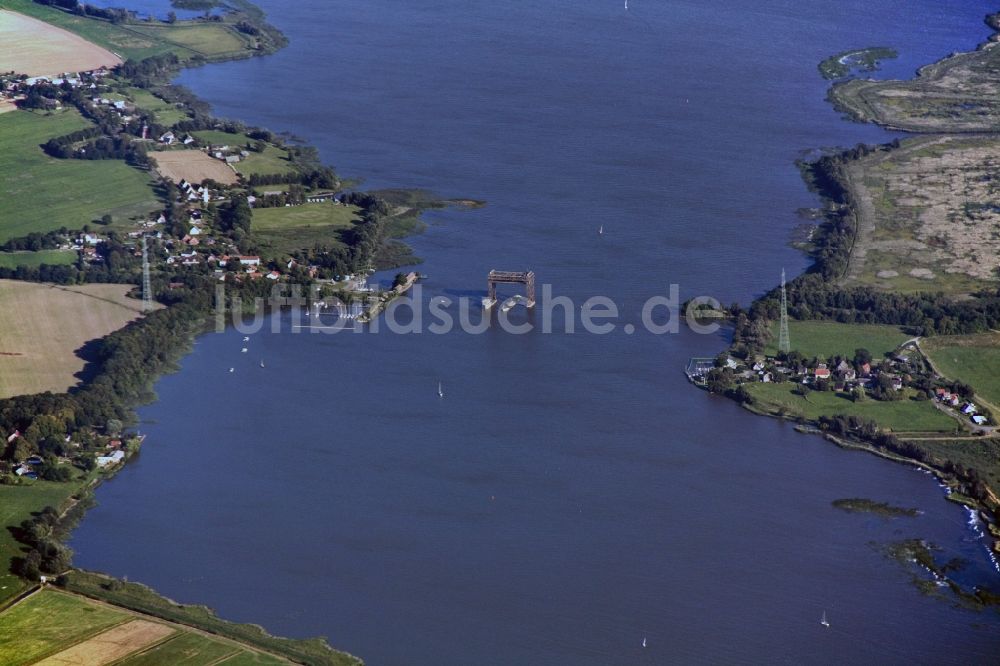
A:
[438,381,444,398]
[241,347,248,353]
[641,637,647,648]
[820,611,830,628]
[598,224,604,235]
[260,360,265,368]
[229,368,234,373]
[243,336,250,342]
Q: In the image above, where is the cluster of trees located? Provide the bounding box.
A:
[1,229,69,252]
[11,507,72,580]
[33,0,130,23]
[247,166,339,191]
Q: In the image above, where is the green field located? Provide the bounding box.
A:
[0,476,92,605]
[252,203,359,257]
[0,589,127,665]
[193,130,297,176]
[0,109,160,241]
[924,334,1000,410]
[0,249,76,269]
[0,588,312,665]
[125,87,190,126]
[0,0,255,62]
[747,382,957,433]
[766,320,910,359]
[127,22,251,58]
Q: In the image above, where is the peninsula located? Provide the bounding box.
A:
[695,10,1000,597]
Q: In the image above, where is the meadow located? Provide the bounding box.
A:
[765,320,910,359]
[747,382,957,433]
[0,250,76,269]
[924,333,1000,409]
[0,8,120,75]
[0,109,160,241]
[252,203,359,257]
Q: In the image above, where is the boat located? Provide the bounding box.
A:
[229,368,234,373]
[438,381,444,398]
[820,611,830,628]
[241,347,248,353]
[260,359,265,368]
[641,637,647,648]
[598,224,603,235]
[243,336,250,342]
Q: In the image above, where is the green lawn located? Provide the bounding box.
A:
[192,130,297,177]
[0,589,128,665]
[766,320,911,360]
[0,476,91,605]
[0,109,160,242]
[0,249,76,269]
[125,87,189,127]
[252,204,359,258]
[747,382,957,433]
[924,333,1000,409]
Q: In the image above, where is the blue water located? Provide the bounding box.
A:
[70,1,1000,663]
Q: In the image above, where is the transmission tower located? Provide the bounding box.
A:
[141,236,152,313]
[778,268,790,354]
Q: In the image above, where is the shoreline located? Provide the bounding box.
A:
[0,2,371,662]
[704,10,1000,578]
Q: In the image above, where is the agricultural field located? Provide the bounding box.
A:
[150,149,239,185]
[839,135,1000,295]
[252,203,359,257]
[765,320,910,359]
[0,0,258,63]
[0,9,120,76]
[746,382,958,433]
[0,589,128,665]
[923,333,1000,410]
[193,130,297,177]
[0,250,76,269]
[0,109,160,241]
[0,280,153,399]
[0,589,300,665]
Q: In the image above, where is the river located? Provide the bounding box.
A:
[70,1,1000,663]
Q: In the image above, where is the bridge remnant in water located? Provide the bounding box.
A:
[484,270,535,309]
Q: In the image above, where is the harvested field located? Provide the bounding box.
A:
[0,9,121,76]
[843,135,1000,294]
[151,149,239,185]
[37,620,175,666]
[0,280,157,398]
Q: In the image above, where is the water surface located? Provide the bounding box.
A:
[71,1,1000,663]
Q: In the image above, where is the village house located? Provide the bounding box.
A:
[238,256,261,267]
[814,363,831,380]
